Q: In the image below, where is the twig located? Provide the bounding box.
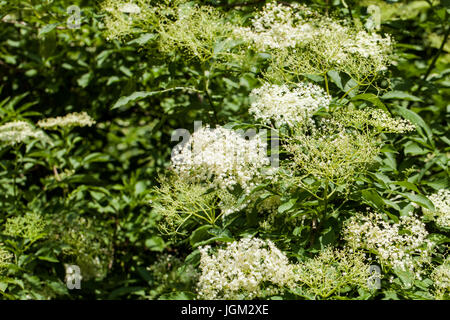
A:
[413,11,449,97]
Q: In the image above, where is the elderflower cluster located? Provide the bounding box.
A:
[431,258,450,299]
[343,212,434,278]
[234,2,314,50]
[158,3,235,63]
[197,238,375,300]
[332,27,392,70]
[295,247,373,299]
[101,0,154,40]
[286,120,380,185]
[249,83,331,127]
[37,112,96,129]
[50,214,114,280]
[171,126,270,193]
[0,244,12,274]
[334,108,416,133]
[119,3,141,14]
[424,189,450,229]
[197,237,296,299]
[3,212,48,242]
[237,3,392,80]
[0,121,48,146]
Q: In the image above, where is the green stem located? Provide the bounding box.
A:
[202,65,219,124]
[12,143,23,209]
[323,72,330,96]
[323,181,329,217]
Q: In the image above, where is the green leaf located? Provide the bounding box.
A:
[428,233,450,245]
[111,87,200,110]
[395,106,433,145]
[189,225,212,247]
[399,192,435,211]
[351,93,386,110]
[112,91,155,109]
[381,91,422,101]
[127,33,157,46]
[361,189,385,209]
[394,269,415,288]
[278,198,297,213]
[391,181,421,193]
[38,23,59,37]
[327,70,343,90]
[37,256,59,263]
[145,236,166,252]
[77,72,93,88]
[82,152,110,165]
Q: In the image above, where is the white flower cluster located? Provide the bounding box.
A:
[102,0,151,40]
[234,2,314,50]
[37,112,96,129]
[235,2,392,73]
[343,212,434,278]
[326,25,392,71]
[343,30,392,60]
[425,189,450,229]
[249,83,331,127]
[295,247,372,298]
[197,237,374,300]
[431,258,450,298]
[335,108,416,133]
[119,3,141,14]
[171,126,270,193]
[197,237,296,299]
[0,121,48,146]
[287,120,380,184]
[367,109,415,133]
[0,244,12,273]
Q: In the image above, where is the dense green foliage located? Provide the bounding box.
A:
[0,0,448,300]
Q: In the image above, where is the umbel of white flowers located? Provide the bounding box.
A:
[0,244,13,274]
[343,211,434,279]
[424,189,450,229]
[234,2,393,77]
[37,112,96,129]
[197,237,295,299]
[249,82,331,127]
[197,237,373,300]
[0,121,48,146]
[171,126,270,193]
[431,257,450,299]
